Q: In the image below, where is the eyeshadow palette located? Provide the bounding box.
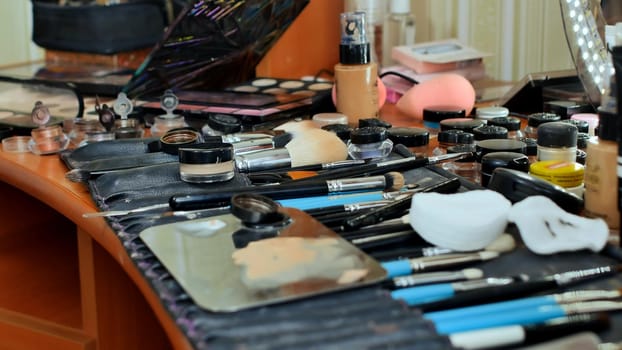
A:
[136,78,335,125]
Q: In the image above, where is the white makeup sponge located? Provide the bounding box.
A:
[508,196,609,254]
[408,190,512,251]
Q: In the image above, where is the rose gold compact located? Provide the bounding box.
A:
[28,101,69,155]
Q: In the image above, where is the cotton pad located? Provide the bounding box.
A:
[408,190,511,251]
[508,196,608,254]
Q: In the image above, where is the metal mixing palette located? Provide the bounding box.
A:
[139,207,386,312]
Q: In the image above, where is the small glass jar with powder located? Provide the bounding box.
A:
[347,126,394,160]
[434,129,474,156]
[202,114,242,137]
[570,113,598,136]
[523,112,561,139]
[69,119,106,146]
[178,143,236,183]
[536,122,578,163]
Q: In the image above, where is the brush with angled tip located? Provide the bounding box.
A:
[169,172,405,211]
[235,128,348,173]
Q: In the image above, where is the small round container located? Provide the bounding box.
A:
[358,118,393,129]
[159,128,203,155]
[435,129,474,156]
[536,122,578,162]
[29,125,69,155]
[422,106,466,135]
[487,116,524,140]
[69,119,106,146]
[481,152,530,187]
[321,124,352,142]
[79,131,115,147]
[151,115,189,137]
[529,160,584,189]
[475,139,528,161]
[312,113,348,127]
[560,118,590,134]
[202,114,242,136]
[386,127,429,156]
[178,142,235,183]
[114,118,144,139]
[2,136,31,153]
[524,112,561,139]
[471,125,508,141]
[475,106,510,121]
[347,126,394,160]
[570,113,599,136]
[440,118,485,133]
[576,132,590,150]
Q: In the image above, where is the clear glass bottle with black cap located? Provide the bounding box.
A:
[536,122,578,163]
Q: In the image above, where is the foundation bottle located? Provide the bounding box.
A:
[334,11,379,126]
[584,108,620,230]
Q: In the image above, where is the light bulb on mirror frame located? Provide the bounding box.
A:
[560,0,613,107]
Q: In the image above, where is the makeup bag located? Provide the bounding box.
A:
[31,0,170,54]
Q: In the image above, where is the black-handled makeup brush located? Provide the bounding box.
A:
[169,172,405,211]
[416,264,622,313]
[288,152,472,183]
[342,177,462,230]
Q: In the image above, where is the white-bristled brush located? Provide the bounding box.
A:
[235,128,348,172]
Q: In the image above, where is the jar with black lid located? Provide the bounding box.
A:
[471,125,508,141]
[536,122,578,163]
[523,112,561,139]
[487,116,524,141]
[347,126,394,160]
[202,114,242,136]
[434,129,474,155]
[422,106,466,135]
[481,151,530,187]
[386,127,430,156]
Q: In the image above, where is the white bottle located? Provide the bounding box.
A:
[383,0,416,67]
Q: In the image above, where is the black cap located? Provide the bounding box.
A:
[359,118,392,128]
[523,137,538,156]
[207,114,242,134]
[322,123,352,142]
[560,118,590,133]
[386,127,429,147]
[178,142,234,164]
[423,106,466,123]
[475,139,527,161]
[537,122,578,148]
[350,126,388,144]
[576,132,590,149]
[481,152,530,187]
[440,118,485,132]
[472,125,508,140]
[527,112,561,127]
[437,129,474,145]
[487,117,521,131]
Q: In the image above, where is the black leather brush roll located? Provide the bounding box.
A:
[31,1,168,54]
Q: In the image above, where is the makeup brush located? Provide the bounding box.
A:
[425,288,622,324]
[381,251,500,279]
[448,313,610,349]
[387,268,484,290]
[287,152,472,183]
[434,300,622,335]
[371,233,516,261]
[235,128,348,172]
[168,172,404,211]
[417,264,622,313]
[392,275,528,306]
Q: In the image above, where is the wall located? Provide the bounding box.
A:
[411,0,575,81]
[0,0,576,81]
[0,1,43,67]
